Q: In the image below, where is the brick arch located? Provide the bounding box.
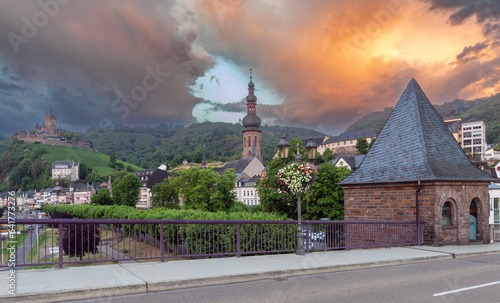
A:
[440,198,457,226]
[470,197,487,242]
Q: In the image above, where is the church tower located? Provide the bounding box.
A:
[241,69,262,162]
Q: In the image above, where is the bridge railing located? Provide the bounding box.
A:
[0,219,423,268]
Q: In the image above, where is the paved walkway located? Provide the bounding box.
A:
[1,243,500,303]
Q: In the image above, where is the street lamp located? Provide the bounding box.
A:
[305,138,318,163]
[277,136,290,164]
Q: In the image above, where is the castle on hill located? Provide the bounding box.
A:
[13,108,90,149]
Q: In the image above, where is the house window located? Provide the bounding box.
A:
[442,201,452,226]
[494,198,499,224]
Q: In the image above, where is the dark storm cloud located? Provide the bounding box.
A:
[456,42,488,63]
[427,0,500,25]
[0,0,214,135]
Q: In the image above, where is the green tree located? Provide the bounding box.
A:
[86,171,105,184]
[91,188,114,206]
[79,163,92,181]
[171,167,236,212]
[304,163,351,220]
[112,174,141,207]
[151,179,179,209]
[356,138,369,155]
[257,157,298,218]
[322,148,334,163]
[258,159,352,220]
[110,153,116,163]
[64,131,74,142]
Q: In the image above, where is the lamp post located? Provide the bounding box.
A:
[277,136,290,165]
[305,138,318,164]
[294,143,306,255]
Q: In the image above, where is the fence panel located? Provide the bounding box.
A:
[0,219,423,268]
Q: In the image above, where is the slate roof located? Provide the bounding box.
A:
[302,137,326,146]
[52,160,79,169]
[444,120,461,134]
[489,183,500,190]
[321,136,339,145]
[337,129,377,142]
[217,157,254,174]
[340,78,495,185]
[333,155,365,171]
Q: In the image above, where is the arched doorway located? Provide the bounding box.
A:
[469,200,477,240]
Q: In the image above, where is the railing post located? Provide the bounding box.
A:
[345,222,349,250]
[236,223,241,257]
[160,223,165,262]
[305,222,310,254]
[58,223,63,269]
[384,223,388,248]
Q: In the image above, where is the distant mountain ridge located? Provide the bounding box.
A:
[346,93,500,144]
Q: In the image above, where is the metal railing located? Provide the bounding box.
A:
[0,219,423,268]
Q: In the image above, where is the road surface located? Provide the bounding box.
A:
[72,253,500,303]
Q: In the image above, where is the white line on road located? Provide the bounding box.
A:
[434,281,500,296]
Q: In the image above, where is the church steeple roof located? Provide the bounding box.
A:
[242,69,261,129]
[341,78,493,185]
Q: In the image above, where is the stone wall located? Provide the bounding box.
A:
[343,181,490,246]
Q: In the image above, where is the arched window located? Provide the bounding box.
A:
[442,201,452,226]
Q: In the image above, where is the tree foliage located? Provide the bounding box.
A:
[304,164,351,220]
[91,188,114,206]
[170,167,237,212]
[49,211,101,261]
[111,174,141,207]
[258,155,351,220]
[356,138,369,155]
[152,179,179,209]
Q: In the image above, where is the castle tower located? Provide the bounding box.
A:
[241,69,262,161]
[45,108,57,133]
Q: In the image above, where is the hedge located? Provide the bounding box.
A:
[42,205,295,255]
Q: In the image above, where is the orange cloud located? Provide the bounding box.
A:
[186,0,497,134]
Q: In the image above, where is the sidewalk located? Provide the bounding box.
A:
[2,243,500,303]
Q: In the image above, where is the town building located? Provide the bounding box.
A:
[317,129,377,156]
[489,183,500,242]
[70,183,96,205]
[52,160,80,181]
[134,166,168,208]
[332,155,365,172]
[340,78,494,246]
[444,116,486,161]
[234,174,260,206]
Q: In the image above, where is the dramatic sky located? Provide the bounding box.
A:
[1,0,500,136]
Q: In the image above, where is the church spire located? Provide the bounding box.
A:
[241,69,263,162]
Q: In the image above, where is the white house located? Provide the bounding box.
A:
[51,160,80,181]
[489,183,500,242]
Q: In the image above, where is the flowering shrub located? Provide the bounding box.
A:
[277,163,318,193]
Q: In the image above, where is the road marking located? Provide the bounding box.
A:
[434,281,500,296]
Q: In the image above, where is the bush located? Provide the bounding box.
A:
[43,205,292,255]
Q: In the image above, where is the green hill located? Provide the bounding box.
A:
[84,122,326,167]
[347,93,500,144]
[0,139,142,192]
[41,145,142,175]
